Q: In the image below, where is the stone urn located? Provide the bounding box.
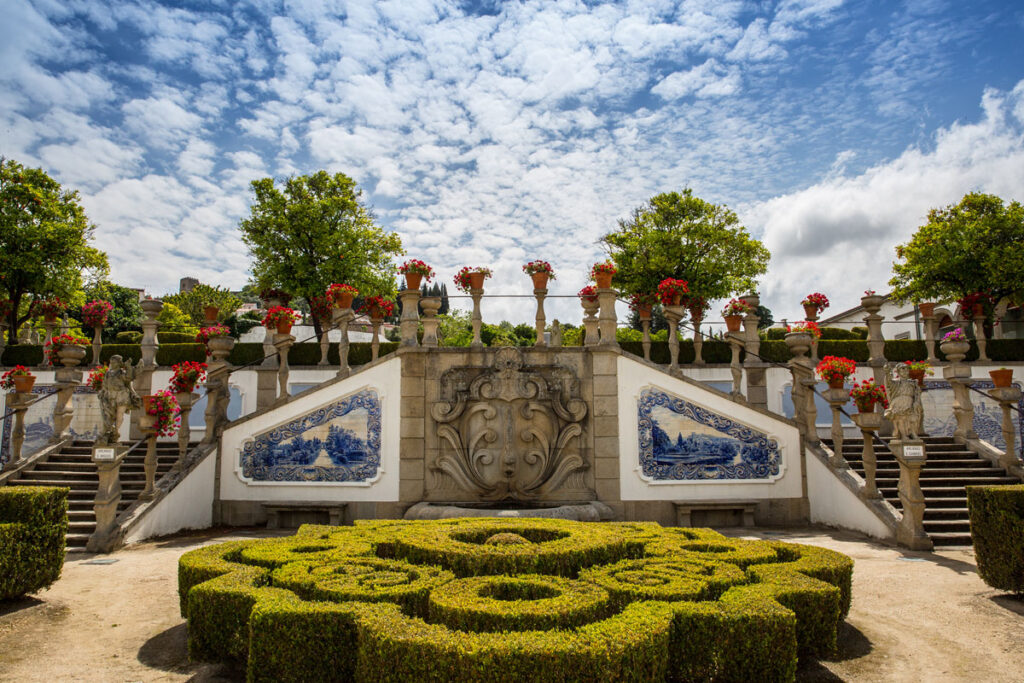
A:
[140,298,163,318]
[784,332,813,359]
[57,344,87,367]
[861,294,885,314]
[207,335,235,362]
[581,296,600,318]
[940,340,970,363]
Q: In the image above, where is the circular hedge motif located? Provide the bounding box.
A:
[179,518,854,682]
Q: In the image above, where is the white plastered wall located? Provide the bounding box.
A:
[617,355,803,501]
[805,453,894,539]
[218,356,401,504]
[124,450,216,543]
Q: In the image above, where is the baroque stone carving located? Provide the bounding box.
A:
[884,362,923,441]
[97,355,142,446]
[430,348,589,502]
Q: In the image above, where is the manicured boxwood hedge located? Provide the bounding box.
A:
[1,341,400,368]
[967,485,1024,594]
[0,486,68,600]
[178,518,854,681]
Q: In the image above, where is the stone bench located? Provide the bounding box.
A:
[262,502,347,529]
[674,500,757,528]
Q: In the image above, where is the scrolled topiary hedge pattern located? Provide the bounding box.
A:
[179,519,853,682]
[967,484,1024,594]
[0,486,68,600]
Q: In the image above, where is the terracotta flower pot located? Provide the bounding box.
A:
[855,401,877,414]
[368,305,384,320]
[530,272,550,290]
[803,304,819,321]
[142,395,155,413]
[990,368,1013,388]
[12,375,35,393]
[468,272,486,290]
[828,378,845,389]
[668,293,685,306]
[972,303,985,317]
[689,309,703,325]
[43,313,57,323]
[594,272,613,289]
[276,320,293,335]
[637,303,652,320]
[725,315,743,332]
[405,273,423,290]
[203,306,219,323]
[335,293,354,310]
[918,302,935,317]
[908,368,925,387]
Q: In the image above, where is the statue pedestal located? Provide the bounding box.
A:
[891,439,932,550]
[87,445,127,553]
[852,411,882,498]
[825,387,849,469]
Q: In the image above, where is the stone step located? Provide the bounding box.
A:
[929,533,974,547]
[923,519,972,533]
[922,508,970,520]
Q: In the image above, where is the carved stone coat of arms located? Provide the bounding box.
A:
[429,348,591,502]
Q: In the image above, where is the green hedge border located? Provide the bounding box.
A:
[0,486,68,600]
[178,520,854,681]
[967,484,1024,594]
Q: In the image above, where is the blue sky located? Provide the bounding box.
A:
[3,0,1024,324]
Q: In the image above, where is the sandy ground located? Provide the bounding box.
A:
[0,526,1022,682]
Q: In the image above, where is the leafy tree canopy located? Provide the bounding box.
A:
[239,170,404,335]
[889,192,1024,305]
[0,158,108,341]
[163,283,242,327]
[600,189,770,302]
[82,281,143,340]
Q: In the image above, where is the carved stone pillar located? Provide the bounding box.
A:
[825,387,849,469]
[50,349,84,443]
[275,332,295,402]
[921,311,938,363]
[862,294,888,433]
[581,298,599,347]
[988,386,1022,473]
[261,325,278,368]
[891,439,933,550]
[332,307,354,377]
[4,392,32,467]
[973,310,989,361]
[534,288,547,347]
[639,309,652,361]
[201,337,233,446]
[318,326,330,366]
[139,298,162,368]
[941,340,976,441]
[550,320,562,348]
[370,316,384,359]
[41,320,57,368]
[86,445,126,553]
[174,391,199,461]
[664,306,684,374]
[691,312,705,366]
[400,288,422,348]
[421,297,441,348]
[740,293,761,359]
[785,332,817,444]
[852,411,882,498]
[255,367,278,410]
[726,331,745,402]
[597,288,618,347]
[90,327,102,367]
[129,366,152,441]
[138,408,158,501]
[469,288,484,348]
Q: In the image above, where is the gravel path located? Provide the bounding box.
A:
[0,526,1021,682]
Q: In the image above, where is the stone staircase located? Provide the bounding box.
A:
[823,435,1019,546]
[4,440,191,551]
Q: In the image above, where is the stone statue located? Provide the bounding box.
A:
[551,320,562,347]
[884,362,923,441]
[97,355,142,445]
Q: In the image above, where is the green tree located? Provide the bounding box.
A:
[238,171,404,336]
[889,192,1024,305]
[82,281,143,341]
[755,305,774,329]
[600,189,770,302]
[0,158,108,342]
[156,302,198,334]
[163,283,242,327]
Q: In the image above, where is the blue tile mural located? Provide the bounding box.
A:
[922,380,1022,458]
[240,389,381,482]
[1,386,98,466]
[637,387,781,480]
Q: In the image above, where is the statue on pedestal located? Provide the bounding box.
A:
[97,355,142,445]
[884,362,923,441]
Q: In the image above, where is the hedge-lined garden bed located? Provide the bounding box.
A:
[179,518,853,681]
[0,486,68,600]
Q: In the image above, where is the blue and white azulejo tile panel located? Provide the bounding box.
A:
[637,387,781,481]
[240,389,381,482]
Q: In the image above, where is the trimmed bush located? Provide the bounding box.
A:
[967,484,1024,593]
[0,486,68,600]
[179,519,854,681]
[115,331,143,344]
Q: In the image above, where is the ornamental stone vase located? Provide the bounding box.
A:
[57,344,87,367]
[207,335,235,362]
[860,294,885,314]
[940,340,970,363]
[784,332,813,358]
